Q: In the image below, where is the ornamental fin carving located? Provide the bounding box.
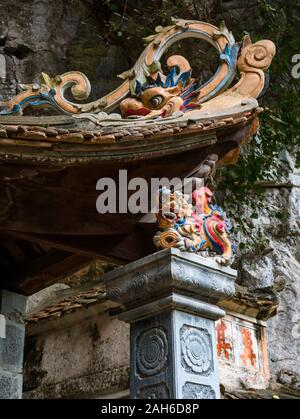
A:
[229,36,276,99]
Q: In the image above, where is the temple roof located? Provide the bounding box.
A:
[0,103,262,160]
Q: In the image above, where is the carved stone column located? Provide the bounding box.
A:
[104,249,237,400]
[0,290,27,399]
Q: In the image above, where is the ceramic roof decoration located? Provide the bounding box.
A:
[0,19,275,123]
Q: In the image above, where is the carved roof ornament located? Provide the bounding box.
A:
[0,19,276,128]
[153,187,235,265]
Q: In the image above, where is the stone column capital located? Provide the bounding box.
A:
[105,249,237,321]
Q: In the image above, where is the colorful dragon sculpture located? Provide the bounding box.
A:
[0,19,275,120]
[153,187,233,265]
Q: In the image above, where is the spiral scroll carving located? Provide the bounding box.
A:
[58,72,91,101]
[154,230,183,249]
[238,40,276,72]
[137,328,168,377]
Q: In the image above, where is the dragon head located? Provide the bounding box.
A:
[120,55,200,119]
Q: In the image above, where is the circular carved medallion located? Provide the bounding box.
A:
[137,328,168,376]
[181,326,212,375]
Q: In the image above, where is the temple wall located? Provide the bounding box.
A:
[23,305,270,399]
[23,311,130,399]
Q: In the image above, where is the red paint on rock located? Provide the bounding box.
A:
[240,328,256,367]
[216,320,232,361]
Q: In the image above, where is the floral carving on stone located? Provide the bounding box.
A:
[181,325,213,376]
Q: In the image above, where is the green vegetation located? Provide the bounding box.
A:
[216,0,300,250]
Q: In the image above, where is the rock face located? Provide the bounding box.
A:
[238,162,300,396]
[0,0,299,397]
[0,0,273,103]
[221,148,299,396]
[0,0,130,102]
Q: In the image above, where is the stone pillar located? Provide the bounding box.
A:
[0,290,27,399]
[104,249,237,400]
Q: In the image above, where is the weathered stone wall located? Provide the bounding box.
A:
[23,306,270,399]
[24,311,130,399]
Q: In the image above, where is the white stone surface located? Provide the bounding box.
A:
[0,55,6,80]
[0,314,6,339]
